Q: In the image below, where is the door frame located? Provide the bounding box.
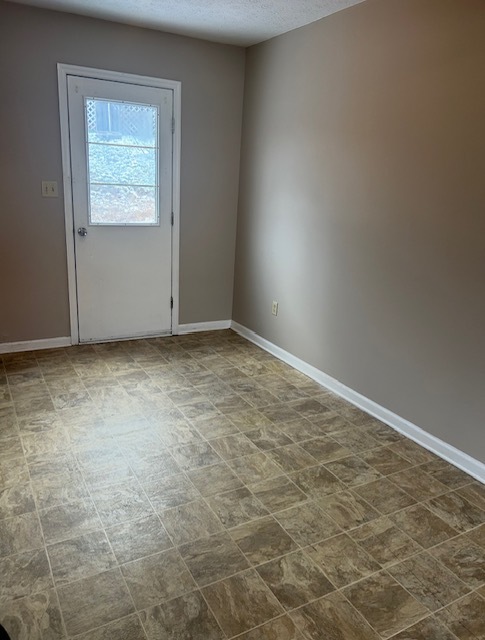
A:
[57,63,181,344]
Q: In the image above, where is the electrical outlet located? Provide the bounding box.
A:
[272,300,278,316]
[42,181,58,198]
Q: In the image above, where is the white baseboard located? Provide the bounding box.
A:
[231,321,485,484]
[176,320,232,335]
[0,337,72,355]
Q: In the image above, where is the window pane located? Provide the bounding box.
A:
[85,97,160,226]
[88,144,157,186]
[90,185,157,225]
[86,99,157,147]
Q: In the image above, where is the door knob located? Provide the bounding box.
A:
[77,227,88,237]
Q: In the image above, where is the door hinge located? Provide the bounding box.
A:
[171,211,174,226]
[170,296,173,309]
[171,117,175,133]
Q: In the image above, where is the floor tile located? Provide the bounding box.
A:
[388,551,470,610]
[430,535,485,588]
[187,462,243,496]
[207,486,269,528]
[363,421,403,446]
[142,473,200,510]
[156,418,202,448]
[290,591,380,640]
[390,504,458,548]
[228,409,273,432]
[299,437,351,463]
[359,447,411,475]
[76,453,126,482]
[0,548,53,603]
[330,428,380,453]
[250,475,307,512]
[420,460,474,490]
[435,592,485,640]
[227,452,281,485]
[260,404,301,424]
[348,516,421,567]
[82,461,136,489]
[0,512,43,558]
[0,589,65,640]
[193,414,239,438]
[179,531,249,586]
[343,571,429,638]
[266,444,318,472]
[47,530,117,586]
[160,499,223,545]
[90,481,154,527]
[0,435,24,461]
[426,492,485,533]
[277,418,325,442]
[15,398,56,419]
[105,514,172,564]
[307,533,380,587]
[336,405,375,427]
[467,523,485,548]
[209,433,260,460]
[457,482,485,511]
[390,616,459,640]
[57,568,134,636]
[28,452,79,480]
[256,550,334,610]
[354,478,416,514]
[230,516,298,564]
[290,465,344,499]
[274,501,341,546]
[121,548,195,609]
[31,469,90,510]
[0,457,30,488]
[202,568,283,637]
[129,452,181,484]
[171,442,221,470]
[289,398,330,421]
[0,407,18,440]
[74,614,147,640]
[389,467,448,501]
[38,498,102,544]
[141,591,224,640]
[388,440,437,465]
[0,483,36,519]
[236,615,303,639]
[244,426,294,451]
[324,456,382,487]
[309,412,354,435]
[213,392,253,414]
[317,489,379,530]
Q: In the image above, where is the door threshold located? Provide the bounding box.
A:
[79,331,172,345]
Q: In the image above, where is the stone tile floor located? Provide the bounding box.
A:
[0,330,484,639]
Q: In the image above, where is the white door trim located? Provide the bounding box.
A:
[57,63,181,344]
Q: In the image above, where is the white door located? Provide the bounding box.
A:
[67,75,173,342]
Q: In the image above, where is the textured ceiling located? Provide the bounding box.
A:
[7,0,367,46]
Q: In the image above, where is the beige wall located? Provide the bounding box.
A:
[0,1,245,341]
[233,0,485,461]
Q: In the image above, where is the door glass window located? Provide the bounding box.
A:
[85,99,159,225]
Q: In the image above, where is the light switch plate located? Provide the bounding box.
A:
[42,181,58,197]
